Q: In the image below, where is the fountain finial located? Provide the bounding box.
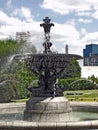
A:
[40,17,54,53]
[40,16,54,34]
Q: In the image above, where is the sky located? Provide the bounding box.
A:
[0,0,98,56]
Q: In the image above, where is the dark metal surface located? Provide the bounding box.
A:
[18,17,82,97]
[40,16,54,53]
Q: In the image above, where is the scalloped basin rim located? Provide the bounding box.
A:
[27,53,83,60]
[25,53,82,69]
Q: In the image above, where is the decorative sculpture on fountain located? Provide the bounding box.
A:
[40,16,54,53]
[26,17,82,97]
[23,17,82,122]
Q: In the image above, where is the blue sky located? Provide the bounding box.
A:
[0,0,98,56]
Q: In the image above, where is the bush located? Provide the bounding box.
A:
[0,81,17,103]
[58,78,97,90]
[68,79,97,90]
[58,78,79,90]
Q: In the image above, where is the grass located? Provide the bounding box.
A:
[12,90,98,103]
[64,89,98,102]
[12,98,29,103]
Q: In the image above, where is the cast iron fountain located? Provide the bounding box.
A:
[23,17,82,122]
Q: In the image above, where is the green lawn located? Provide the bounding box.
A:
[64,89,98,102]
[12,90,98,103]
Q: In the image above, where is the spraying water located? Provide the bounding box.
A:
[0,80,17,86]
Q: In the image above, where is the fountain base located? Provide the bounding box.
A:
[24,97,72,122]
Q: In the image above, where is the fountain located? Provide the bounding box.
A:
[23,16,82,122]
[1,17,98,130]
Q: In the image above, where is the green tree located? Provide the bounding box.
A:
[0,38,37,101]
[0,39,19,56]
[88,75,97,84]
[61,59,81,78]
[15,62,38,99]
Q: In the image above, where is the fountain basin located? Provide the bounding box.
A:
[0,101,98,130]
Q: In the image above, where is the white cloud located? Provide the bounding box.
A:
[78,18,92,23]
[41,0,70,15]
[11,9,20,16]
[41,0,98,21]
[92,10,98,19]
[81,28,87,36]
[52,23,80,39]
[76,11,91,16]
[65,19,76,26]
[82,32,98,43]
[0,10,42,39]
[6,0,12,8]
[41,0,96,15]
[20,7,33,22]
[12,7,34,22]
[0,11,23,25]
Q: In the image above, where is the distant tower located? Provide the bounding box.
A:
[65,44,68,54]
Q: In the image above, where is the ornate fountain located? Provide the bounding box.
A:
[23,17,82,122]
[1,17,98,130]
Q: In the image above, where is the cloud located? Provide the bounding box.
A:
[41,0,70,15]
[76,11,91,16]
[12,7,34,22]
[65,19,76,26]
[92,10,98,19]
[0,11,23,25]
[52,22,80,39]
[6,0,12,8]
[0,10,42,39]
[20,7,33,22]
[82,32,98,43]
[41,0,96,15]
[81,28,87,36]
[78,18,92,23]
[41,0,98,22]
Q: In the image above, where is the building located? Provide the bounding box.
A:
[16,31,30,42]
[83,44,98,66]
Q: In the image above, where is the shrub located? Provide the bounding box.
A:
[0,81,17,103]
[58,78,79,90]
[68,79,97,90]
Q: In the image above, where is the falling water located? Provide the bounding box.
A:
[0,80,17,86]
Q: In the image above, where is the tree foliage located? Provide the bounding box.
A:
[15,62,38,99]
[61,58,81,78]
[0,39,19,56]
[0,38,37,102]
[0,80,17,103]
[58,78,97,90]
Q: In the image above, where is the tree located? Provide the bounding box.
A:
[61,58,81,78]
[15,62,38,99]
[0,38,37,101]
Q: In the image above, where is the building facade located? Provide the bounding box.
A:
[83,44,98,66]
[16,31,30,42]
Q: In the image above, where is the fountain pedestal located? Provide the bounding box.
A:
[24,96,72,122]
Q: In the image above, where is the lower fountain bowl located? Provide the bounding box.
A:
[24,97,72,122]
